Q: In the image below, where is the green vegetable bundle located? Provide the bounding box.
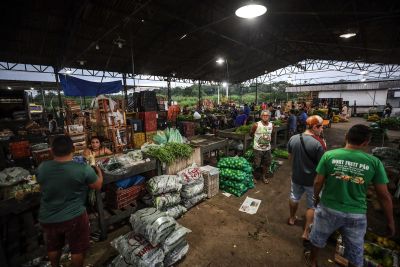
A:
[220,179,248,192]
[244,149,254,162]
[235,125,252,134]
[217,157,253,173]
[219,168,250,182]
[145,143,193,164]
[272,119,282,126]
[272,148,289,159]
[269,159,280,174]
[219,183,248,197]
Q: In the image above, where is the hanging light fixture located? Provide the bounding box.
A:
[114,37,126,48]
[7,86,11,90]
[216,58,225,65]
[95,43,100,50]
[235,3,267,19]
[339,32,356,39]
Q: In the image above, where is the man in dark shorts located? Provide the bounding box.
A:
[37,135,103,267]
[250,110,274,184]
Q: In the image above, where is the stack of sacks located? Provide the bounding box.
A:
[178,164,207,209]
[146,175,187,219]
[217,157,254,197]
[109,208,190,267]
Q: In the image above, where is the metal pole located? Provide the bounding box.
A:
[198,81,202,109]
[373,90,376,107]
[53,67,64,128]
[122,73,128,107]
[217,85,220,105]
[255,80,258,105]
[41,89,46,107]
[167,78,171,106]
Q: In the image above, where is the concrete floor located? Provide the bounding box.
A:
[83,117,398,267]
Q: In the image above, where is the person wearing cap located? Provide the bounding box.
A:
[250,110,274,184]
[287,115,327,240]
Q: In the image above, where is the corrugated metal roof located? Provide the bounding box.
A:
[285,80,400,93]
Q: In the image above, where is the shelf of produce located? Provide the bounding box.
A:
[217,128,253,152]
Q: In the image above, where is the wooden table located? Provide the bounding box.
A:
[189,135,229,165]
[217,128,253,152]
[94,159,158,240]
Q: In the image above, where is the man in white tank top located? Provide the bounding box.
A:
[250,110,274,183]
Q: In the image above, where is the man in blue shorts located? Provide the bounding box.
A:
[309,124,395,267]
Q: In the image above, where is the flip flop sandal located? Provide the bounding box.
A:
[287,216,298,225]
[303,249,311,266]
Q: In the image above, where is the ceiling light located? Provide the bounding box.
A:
[30,87,34,90]
[235,4,267,19]
[339,33,356,39]
[78,60,86,66]
[179,34,187,40]
[222,82,228,87]
[360,70,368,75]
[95,44,100,50]
[114,37,126,48]
[360,78,366,82]
[216,58,225,65]
[141,19,145,23]
[7,86,11,90]
[65,70,72,74]
[171,72,176,77]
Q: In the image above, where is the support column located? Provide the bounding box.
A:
[255,80,258,105]
[53,68,64,128]
[122,73,128,107]
[198,81,202,109]
[167,77,171,107]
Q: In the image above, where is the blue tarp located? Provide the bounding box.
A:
[59,75,122,96]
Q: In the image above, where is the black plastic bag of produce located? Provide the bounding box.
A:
[164,241,189,267]
[130,208,176,246]
[163,205,187,219]
[110,232,164,267]
[141,194,154,207]
[162,223,191,254]
[177,165,203,185]
[153,192,181,210]
[147,175,182,195]
[181,180,204,199]
[181,193,207,209]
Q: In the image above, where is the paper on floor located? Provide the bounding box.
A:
[239,197,261,215]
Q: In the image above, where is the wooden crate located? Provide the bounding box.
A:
[133,132,146,148]
[106,184,145,209]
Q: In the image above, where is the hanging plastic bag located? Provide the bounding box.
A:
[130,208,176,246]
[110,232,164,267]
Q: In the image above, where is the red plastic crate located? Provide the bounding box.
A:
[106,184,145,209]
[139,111,157,132]
[9,141,30,159]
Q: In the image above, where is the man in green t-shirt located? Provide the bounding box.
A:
[38,136,103,267]
[308,124,394,267]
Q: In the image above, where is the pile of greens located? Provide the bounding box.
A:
[145,143,193,164]
[235,125,252,134]
[272,148,289,159]
[272,119,282,126]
